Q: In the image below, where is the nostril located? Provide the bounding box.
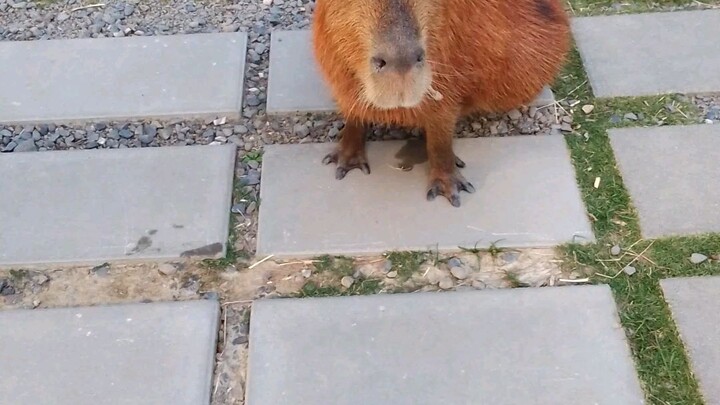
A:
[371,56,387,71]
[415,49,426,63]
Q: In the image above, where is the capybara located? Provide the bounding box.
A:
[311,0,571,207]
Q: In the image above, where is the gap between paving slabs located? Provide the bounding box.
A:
[552,42,720,405]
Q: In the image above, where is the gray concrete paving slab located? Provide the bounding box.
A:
[0,299,220,405]
[246,285,645,405]
[0,144,236,267]
[0,33,247,124]
[572,10,720,97]
[661,276,720,405]
[256,136,594,258]
[266,29,555,114]
[609,124,720,238]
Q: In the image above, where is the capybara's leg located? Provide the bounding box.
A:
[322,119,370,180]
[418,132,465,168]
[424,119,475,207]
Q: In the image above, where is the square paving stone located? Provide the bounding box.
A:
[661,276,720,405]
[572,10,720,97]
[0,33,247,124]
[0,145,236,267]
[256,136,594,258]
[266,29,555,114]
[608,124,720,238]
[0,299,220,405]
[246,285,646,405]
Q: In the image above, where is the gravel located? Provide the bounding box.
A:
[692,94,720,124]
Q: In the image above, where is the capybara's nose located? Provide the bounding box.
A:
[371,47,425,75]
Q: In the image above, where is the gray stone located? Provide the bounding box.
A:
[0,33,247,124]
[450,266,469,280]
[623,112,638,121]
[690,253,708,264]
[572,10,720,97]
[266,30,554,114]
[257,136,594,258]
[438,277,454,290]
[609,125,720,238]
[158,263,178,276]
[661,276,720,405]
[610,245,621,256]
[340,276,354,288]
[622,265,636,276]
[13,139,36,152]
[0,299,219,405]
[246,285,645,404]
[2,141,17,152]
[0,145,235,267]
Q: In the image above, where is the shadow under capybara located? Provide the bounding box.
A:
[311,0,571,207]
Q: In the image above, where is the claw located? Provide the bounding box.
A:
[450,194,461,207]
[426,172,475,207]
[454,155,466,168]
[322,149,370,180]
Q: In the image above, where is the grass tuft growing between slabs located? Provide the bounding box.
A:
[553,45,719,404]
[565,0,720,16]
[296,278,383,298]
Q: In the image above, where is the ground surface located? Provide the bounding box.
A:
[2,0,720,404]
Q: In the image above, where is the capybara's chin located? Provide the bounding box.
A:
[311,0,571,207]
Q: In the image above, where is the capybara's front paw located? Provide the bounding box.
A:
[426,169,475,207]
[322,148,371,180]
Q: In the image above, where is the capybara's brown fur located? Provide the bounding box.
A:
[312,0,570,207]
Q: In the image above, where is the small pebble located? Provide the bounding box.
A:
[690,253,708,264]
[301,269,312,278]
[341,276,355,288]
[438,278,454,290]
[581,104,595,114]
[623,265,636,276]
[91,263,110,277]
[231,203,246,214]
[202,291,219,300]
[386,271,398,279]
[507,109,522,120]
[446,257,462,268]
[624,112,638,121]
[383,260,393,273]
[158,263,178,276]
[450,266,469,280]
[610,245,621,256]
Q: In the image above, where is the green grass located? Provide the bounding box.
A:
[384,251,429,280]
[312,255,355,277]
[297,278,383,298]
[200,181,254,269]
[553,44,718,404]
[565,0,718,16]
